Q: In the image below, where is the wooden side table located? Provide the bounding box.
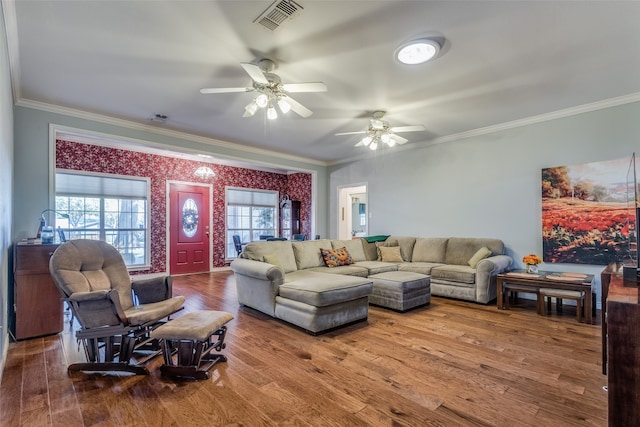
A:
[496,270,595,324]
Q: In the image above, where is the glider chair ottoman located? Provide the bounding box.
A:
[151,310,234,380]
[49,239,185,375]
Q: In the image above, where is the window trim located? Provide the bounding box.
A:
[55,169,151,271]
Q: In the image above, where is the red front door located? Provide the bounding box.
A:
[169,183,210,274]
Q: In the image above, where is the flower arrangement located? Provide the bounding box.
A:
[522,254,542,265]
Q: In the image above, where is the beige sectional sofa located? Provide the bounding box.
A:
[230,236,512,334]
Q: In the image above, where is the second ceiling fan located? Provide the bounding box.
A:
[200,59,327,119]
[336,111,426,150]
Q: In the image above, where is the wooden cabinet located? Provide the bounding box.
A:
[13,242,63,340]
[601,263,640,426]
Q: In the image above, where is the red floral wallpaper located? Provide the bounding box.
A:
[56,140,312,272]
[286,173,313,238]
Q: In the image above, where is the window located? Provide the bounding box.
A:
[55,171,150,268]
[226,188,278,258]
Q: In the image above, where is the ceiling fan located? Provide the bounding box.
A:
[200,59,327,119]
[336,111,426,150]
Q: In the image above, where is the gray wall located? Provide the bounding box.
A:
[0,4,14,377]
[329,101,640,307]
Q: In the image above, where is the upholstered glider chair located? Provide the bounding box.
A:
[49,239,185,375]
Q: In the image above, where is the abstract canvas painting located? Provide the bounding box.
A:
[542,156,635,265]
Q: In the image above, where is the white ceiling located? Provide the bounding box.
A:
[6,1,640,165]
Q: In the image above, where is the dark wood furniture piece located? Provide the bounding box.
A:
[600,262,640,426]
[13,242,63,340]
[496,270,595,324]
[280,200,301,239]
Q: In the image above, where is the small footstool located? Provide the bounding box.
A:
[150,310,233,380]
[368,271,431,311]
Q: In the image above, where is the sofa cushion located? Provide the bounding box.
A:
[378,246,403,262]
[331,239,366,262]
[354,261,399,275]
[361,239,380,261]
[321,247,353,267]
[293,239,332,270]
[430,265,476,284]
[243,241,297,273]
[468,246,491,268]
[398,262,444,275]
[412,238,448,263]
[387,236,417,262]
[263,253,285,273]
[445,238,504,266]
[279,272,372,307]
[305,265,369,277]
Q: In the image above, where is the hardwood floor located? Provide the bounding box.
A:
[0,270,607,426]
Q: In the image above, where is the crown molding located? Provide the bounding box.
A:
[2,0,21,103]
[16,98,329,167]
[329,92,640,166]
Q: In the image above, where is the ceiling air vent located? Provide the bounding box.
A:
[254,0,303,31]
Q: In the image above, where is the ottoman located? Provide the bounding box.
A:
[368,271,431,311]
[150,310,233,380]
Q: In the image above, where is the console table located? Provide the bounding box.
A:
[496,270,595,324]
[600,262,640,426]
[13,242,63,340]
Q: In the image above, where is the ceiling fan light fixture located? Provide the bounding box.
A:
[278,98,291,114]
[395,38,440,65]
[381,133,392,144]
[369,141,378,151]
[255,93,269,108]
[361,136,373,146]
[243,100,259,117]
[267,104,278,120]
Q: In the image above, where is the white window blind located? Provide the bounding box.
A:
[227,189,277,206]
[56,172,147,198]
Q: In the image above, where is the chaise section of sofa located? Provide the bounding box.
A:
[231,240,373,334]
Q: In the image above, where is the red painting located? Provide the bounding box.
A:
[542,156,635,265]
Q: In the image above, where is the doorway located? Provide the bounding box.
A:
[168,182,212,274]
[338,184,368,240]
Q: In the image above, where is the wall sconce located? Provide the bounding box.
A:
[194,166,215,179]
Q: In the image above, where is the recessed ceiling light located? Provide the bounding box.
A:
[395,38,441,65]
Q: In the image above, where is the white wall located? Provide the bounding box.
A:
[0,2,14,377]
[329,101,640,307]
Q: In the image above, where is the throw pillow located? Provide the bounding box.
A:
[263,253,285,272]
[378,245,404,263]
[468,246,492,268]
[376,239,399,261]
[320,247,353,267]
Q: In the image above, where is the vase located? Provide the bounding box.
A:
[526,264,537,273]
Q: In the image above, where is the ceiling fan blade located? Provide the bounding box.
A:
[282,82,327,93]
[335,131,367,136]
[390,125,426,133]
[283,96,313,118]
[390,134,408,145]
[200,87,252,94]
[354,140,365,147]
[240,62,269,85]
